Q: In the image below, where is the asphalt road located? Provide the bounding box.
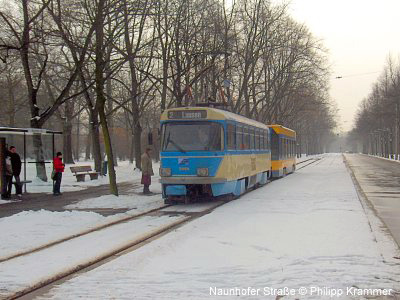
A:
[345,154,400,248]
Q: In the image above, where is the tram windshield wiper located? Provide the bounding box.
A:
[169,139,187,153]
[165,132,187,153]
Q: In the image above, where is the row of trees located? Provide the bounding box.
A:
[0,0,337,195]
[350,56,400,157]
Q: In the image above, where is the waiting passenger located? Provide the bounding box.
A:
[8,146,22,198]
[52,152,65,196]
[4,154,13,199]
[141,147,154,194]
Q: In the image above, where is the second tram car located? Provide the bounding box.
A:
[269,125,296,177]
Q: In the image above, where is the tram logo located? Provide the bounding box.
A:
[178,158,189,166]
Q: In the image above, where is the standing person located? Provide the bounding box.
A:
[53,152,65,196]
[8,146,22,197]
[141,147,154,194]
[4,154,13,199]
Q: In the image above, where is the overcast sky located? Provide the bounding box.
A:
[279,0,400,131]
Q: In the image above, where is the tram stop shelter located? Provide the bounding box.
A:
[0,127,63,198]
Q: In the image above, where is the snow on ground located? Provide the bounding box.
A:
[21,160,160,193]
[0,214,189,299]
[0,176,164,260]
[296,153,324,163]
[37,154,400,300]
[0,210,108,259]
[64,193,162,210]
[64,178,163,210]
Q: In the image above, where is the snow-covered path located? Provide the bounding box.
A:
[34,154,400,300]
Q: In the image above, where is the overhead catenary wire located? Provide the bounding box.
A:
[334,71,379,79]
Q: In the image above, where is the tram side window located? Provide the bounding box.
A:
[287,139,289,158]
[260,129,264,150]
[236,126,243,150]
[284,138,287,159]
[248,127,253,150]
[243,127,249,149]
[264,130,268,150]
[293,140,296,156]
[255,129,260,150]
[271,130,279,160]
[292,140,295,157]
[227,124,236,150]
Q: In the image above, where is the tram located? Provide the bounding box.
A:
[269,125,297,177]
[159,107,295,203]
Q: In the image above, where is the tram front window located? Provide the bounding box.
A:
[162,122,222,152]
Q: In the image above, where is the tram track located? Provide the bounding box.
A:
[2,200,230,300]
[2,157,321,265]
[296,157,323,170]
[0,204,171,264]
[3,157,323,300]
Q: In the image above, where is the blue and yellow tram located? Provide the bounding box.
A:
[160,107,272,202]
[269,125,297,177]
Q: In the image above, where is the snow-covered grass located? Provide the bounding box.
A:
[0,210,109,259]
[36,154,400,300]
[20,160,160,194]
[0,214,189,299]
[0,174,164,260]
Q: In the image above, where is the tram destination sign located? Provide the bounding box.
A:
[168,110,207,119]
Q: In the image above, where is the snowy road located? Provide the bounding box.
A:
[28,154,400,300]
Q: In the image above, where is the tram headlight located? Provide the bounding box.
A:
[197,168,209,177]
[160,168,171,176]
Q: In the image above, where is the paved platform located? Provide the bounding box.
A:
[0,182,140,218]
[345,154,400,248]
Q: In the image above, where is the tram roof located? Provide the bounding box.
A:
[268,124,296,138]
[0,127,62,136]
[161,107,269,129]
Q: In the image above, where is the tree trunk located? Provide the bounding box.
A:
[134,122,142,170]
[90,111,102,172]
[129,131,134,164]
[95,0,118,196]
[75,108,81,161]
[63,122,74,164]
[63,101,74,164]
[85,124,92,160]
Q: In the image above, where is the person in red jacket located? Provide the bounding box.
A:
[53,152,65,196]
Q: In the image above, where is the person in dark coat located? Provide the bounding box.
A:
[53,152,65,196]
[8,146,22,197]
[4,153,13,199]
[141,147,154,194]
